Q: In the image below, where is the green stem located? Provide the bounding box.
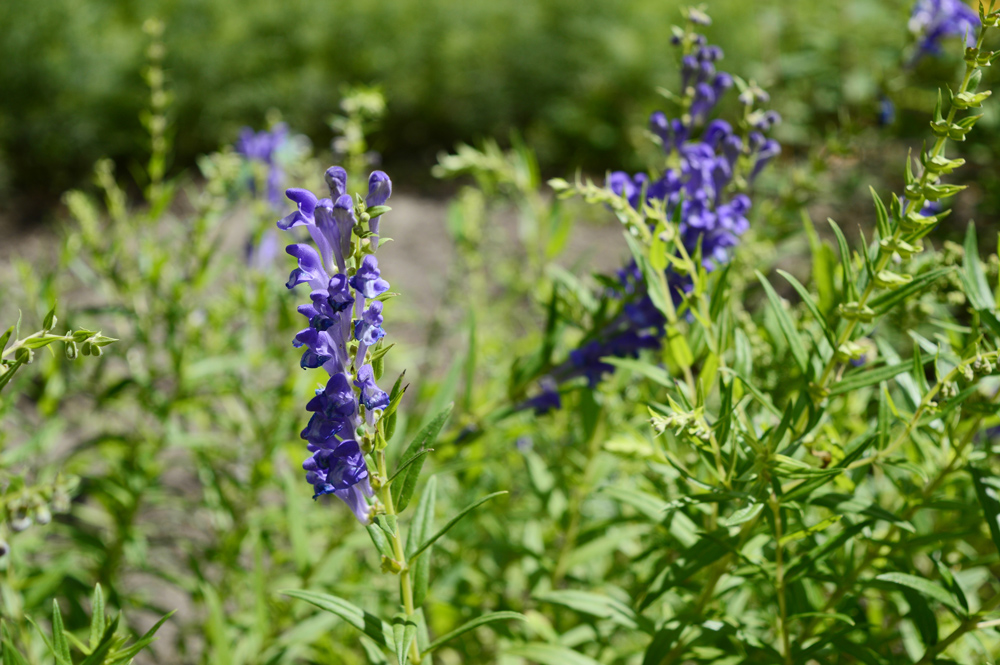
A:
[771,495,792,665]
[377,450,422,664]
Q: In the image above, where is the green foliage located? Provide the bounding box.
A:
[0,0,953,207]
[3,2,1000,665]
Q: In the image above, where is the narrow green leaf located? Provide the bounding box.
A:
[598,485,667,521]
[535,590,643,630]
[791,611,855,627]
[392,614,416,665]
[504,642,601,665]
[874,573,965,612]
[89,584,106,650]
[912,341,929,395]
[425,612,526,654]
[0,326,12,355]
[777,269,834,346]
[366,524,394,560]
[934,558,969,614]
[105,611,175,665]
[359,636,389,665]
[870,267,953,315]
[409,492,507,562]
[964,222,993,310]
[871,187,891,239]
[719,502,764,527]
[828,360,922,397]
[720,368,782,416]
[0,357,23,391]
[407,476,437,607]
[392,403,452,513]
[970,465,1000,560]
[782,432,874,501]
[52,599,72,665]
[779,515,843,545]
[828,219,856,301]
[877,383,891,450]
[756,271,810,375]
[387,449,433,485]
[281,590,394,648]
[79,615,119,665]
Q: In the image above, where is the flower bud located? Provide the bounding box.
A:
[34,505,52,526]
[65,341,79,360]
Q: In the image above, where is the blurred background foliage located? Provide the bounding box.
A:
[3,0,992,215]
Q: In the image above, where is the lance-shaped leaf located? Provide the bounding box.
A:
[281,590,394,648]
[875,573,966,613]
[777,269,834,347]
[79,614,120,665]
[828,358,929,397]
[89,584,106,650]
[828,219,856,301]
[505,643,602,665]
[971,465,1000,562]
[392,403,452,513]
[409,492,507,562]
[392,614,417,665]
[962,222,994,310]
[756,271,810,376]
[424,612,526,653]
[869,267,954,315]
[535,589,646,631]
[406,476,437,607]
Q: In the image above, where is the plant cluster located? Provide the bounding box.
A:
[1,3,1000,665]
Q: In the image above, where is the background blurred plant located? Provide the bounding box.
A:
[3,0,995,214]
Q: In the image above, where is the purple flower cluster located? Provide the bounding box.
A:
[909,0,979,59]
[236,123,289,209]
[278,167,394,523]
[527,28,780,410]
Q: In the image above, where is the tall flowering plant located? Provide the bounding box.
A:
[276,167,523,662]
[536,8,780,408]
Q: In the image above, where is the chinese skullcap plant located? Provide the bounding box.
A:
[533,6,779,410]
[496,3,1000,664]
[276,167,524,663]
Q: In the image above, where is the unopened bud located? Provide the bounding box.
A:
[65,341,79,360]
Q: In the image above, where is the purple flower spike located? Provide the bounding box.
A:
[277,165,400,522]
[354,364,390,411]
[350,256,390,300]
